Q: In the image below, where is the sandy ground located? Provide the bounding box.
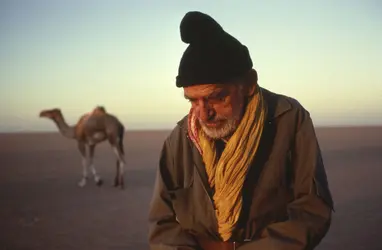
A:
[0,126,381,250]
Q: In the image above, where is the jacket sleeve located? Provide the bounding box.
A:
[148,139,200,250]
[238,110,334,250]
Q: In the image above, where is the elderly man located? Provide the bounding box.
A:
[148,11,334,250]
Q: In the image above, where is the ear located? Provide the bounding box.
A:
[244,69,258,97]
[247,83,256,96]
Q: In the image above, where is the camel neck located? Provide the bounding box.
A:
[53,116,75,139]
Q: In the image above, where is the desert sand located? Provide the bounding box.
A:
[0,126,381,250]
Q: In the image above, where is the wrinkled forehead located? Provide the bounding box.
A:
[183,83,233,99]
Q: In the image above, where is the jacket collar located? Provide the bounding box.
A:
[261,87,292,122]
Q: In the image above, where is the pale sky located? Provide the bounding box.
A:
[1,0,381,132]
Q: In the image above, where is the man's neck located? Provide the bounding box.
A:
[215,139,226,160]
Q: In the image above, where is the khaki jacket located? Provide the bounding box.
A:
[148,88,334,250]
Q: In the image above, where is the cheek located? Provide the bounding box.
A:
[208,90,245,119]
[214,106,232,118]
[231,102,244,119]
[214,102,241,119]
[229,97,245,119]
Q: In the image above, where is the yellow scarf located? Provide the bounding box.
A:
[196,86,267,241]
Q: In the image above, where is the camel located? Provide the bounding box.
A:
[39,106,126,189]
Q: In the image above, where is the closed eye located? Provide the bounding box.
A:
[207,89,229,102]
[184,97,195,103]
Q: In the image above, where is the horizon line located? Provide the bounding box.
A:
[0,124,381,134]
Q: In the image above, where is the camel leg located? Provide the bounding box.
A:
[113,159,120,187]
[111,143,125,189]
[88,144,103,186]
[77,142,88,187]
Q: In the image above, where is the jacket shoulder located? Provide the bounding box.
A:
[163,115,189,148]
[263,88,313,133]
[273,91,308,113]
[269,89,311,118]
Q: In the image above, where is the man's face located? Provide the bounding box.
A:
[184,83,246,139]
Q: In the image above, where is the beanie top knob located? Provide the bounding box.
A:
[180,11,225,44]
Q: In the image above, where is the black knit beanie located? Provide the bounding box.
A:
[176,11,253,88]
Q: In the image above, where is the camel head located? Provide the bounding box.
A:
[39,108,63,121]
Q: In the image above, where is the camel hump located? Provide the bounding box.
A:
[80,106,107,123]
[83,106,108,125]
[92,105,107,115]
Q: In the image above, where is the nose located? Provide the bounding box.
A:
[196,101,215,122]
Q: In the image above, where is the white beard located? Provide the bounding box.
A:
[200,118,238,140]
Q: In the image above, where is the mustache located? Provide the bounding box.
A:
[199,114,231,124]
